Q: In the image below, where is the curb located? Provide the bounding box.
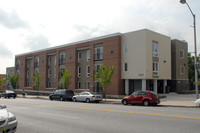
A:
[17,95,198,108]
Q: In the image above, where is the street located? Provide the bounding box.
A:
[0,98,200,133]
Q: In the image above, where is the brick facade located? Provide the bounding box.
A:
[15,34,123,95]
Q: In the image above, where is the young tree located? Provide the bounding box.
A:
[33,72,42,97]
[60,69,72,89]
[94,64,114,100]
[8,73,19,89]
[0,78,3,91]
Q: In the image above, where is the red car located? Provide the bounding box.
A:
[122,91,160,106]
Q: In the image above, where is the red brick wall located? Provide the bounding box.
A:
[16,35,124,95]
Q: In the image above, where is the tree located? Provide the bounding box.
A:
[60,69,72,89]
[8,73,19,89]
[188,53,200,90]
[94,64,114,100]
[0,78,3,91]
[33,72,42,97]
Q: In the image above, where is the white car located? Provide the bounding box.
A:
[0,105,17,133]
[72,92,102,103]
[194,99,200,107]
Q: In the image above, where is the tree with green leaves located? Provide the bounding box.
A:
[94,64,114,100]
[8,73,19,89]
[60,69,72,89]
[33,72,42,97]
[0,78,3,91]
[188,53,200,90]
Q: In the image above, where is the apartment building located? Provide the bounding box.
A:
[168,39,189,93]
[14,29,188,96]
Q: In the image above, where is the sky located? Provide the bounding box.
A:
[0,0,200,74]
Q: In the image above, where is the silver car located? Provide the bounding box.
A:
[72,92,102,103]
[0,105,17,133]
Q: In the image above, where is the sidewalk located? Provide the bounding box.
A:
[19,94,198,108]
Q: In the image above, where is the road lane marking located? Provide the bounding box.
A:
[2,100,200,120]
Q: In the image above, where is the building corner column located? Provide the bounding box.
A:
[125,79,129,95]
[153,79,158,93]
[142,79,146,91]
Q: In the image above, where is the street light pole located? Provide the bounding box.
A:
[180,0,199,99]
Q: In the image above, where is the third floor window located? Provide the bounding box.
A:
[59,52,65,65]
[34,56,39,67]
[94,47,103,61]
[152,42,158,57]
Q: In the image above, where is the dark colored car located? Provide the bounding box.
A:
[0,90,17,99]
[122,91,160,106]
[49,89,74,101]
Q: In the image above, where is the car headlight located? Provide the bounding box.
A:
[8,116,16,122]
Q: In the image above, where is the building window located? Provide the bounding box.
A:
[78,81,81,89]
[59,68,65,78]
[48,69,51,78]
[49,57,52,66]
[124,63,128,71]
[48,82,51,88]
[54,68,56,78]
[180,50,184,59]
[16,60,20,69]
[78,52,81,62]
[152,42,158,57]
[94,81,102,92]
[53,82,56,89]
[59,52,65,65]
[124,45,128,54]
[180,65,185,74]
[94,47,103,60]
[86,65,90,77]
[27,70,30,79]
[86,81,90,89]
[78,66,81,77]
[153,62,159,75]
[34,56,39,67]
[94,64,101,74]
[87,50,90,61]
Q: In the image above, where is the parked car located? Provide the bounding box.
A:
[0,105,18,132]
[72,92,102,103]
[122,90,160,106]
[0,90,17,99]
[195,99,200,107]
[49,89,74,101]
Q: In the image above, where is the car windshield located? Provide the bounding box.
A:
[131,92,138,96]
[6,90,14,93]
[150,91,157,96]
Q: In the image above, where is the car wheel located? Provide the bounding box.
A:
[13,96,16,99]
[73,98,77,102]
[49,97,53,100]
[122,100,128,105]
[143,100,149,106]
[86,98,90,103]
[60,97,64,101]
[153,103,157,106]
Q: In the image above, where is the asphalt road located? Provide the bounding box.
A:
[0,98,200,133]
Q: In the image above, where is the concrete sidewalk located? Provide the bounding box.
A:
[18,94,198,108]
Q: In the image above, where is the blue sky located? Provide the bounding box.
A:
[0,0,200,74]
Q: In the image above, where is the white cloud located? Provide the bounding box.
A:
[0,0,200,74]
